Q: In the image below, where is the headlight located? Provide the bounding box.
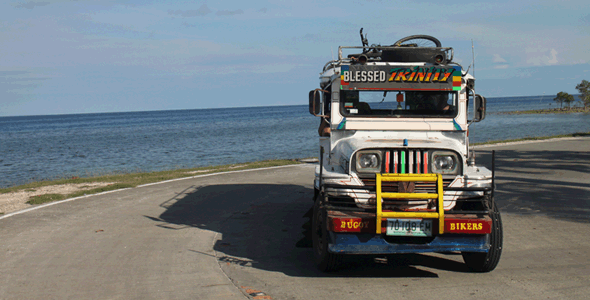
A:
[431,151,460,175]
[355,151,382,173]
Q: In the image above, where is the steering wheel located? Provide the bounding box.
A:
[393,35,441,47]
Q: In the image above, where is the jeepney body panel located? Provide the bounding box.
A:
[314,55,494,254]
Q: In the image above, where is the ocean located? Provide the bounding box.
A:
[1,95,589,188]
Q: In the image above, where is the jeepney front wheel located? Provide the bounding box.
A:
[462,202,503,272]
[312,196,340,272]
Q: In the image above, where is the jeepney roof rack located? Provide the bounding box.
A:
[332,30,455,67]
[339,45,454,65]
[322,45,456,74]
[321,31,461,74]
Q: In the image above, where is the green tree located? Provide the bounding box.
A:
[576,80,590,109]
[564,93,575,109]
[554,91,571,109]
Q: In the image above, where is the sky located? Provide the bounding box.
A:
[1,0,589,116]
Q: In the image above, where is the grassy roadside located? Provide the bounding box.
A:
[472,132,590,146]
[0,159,301,205]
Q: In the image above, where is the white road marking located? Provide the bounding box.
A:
[0,164,308,221]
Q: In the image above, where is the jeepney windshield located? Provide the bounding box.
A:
[339,90,458,118]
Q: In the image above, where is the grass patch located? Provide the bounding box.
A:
[2,159,301,205]
[27,193,67,205]
[67,183,136,198]
[473,132,590,146]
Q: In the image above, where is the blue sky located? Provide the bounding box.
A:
[1,0,589,116]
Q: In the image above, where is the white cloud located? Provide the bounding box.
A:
[547,49,558,65]
[168,4,211,17]
[514,69,533,78]
[427,18,587,68]
[494,65,509,69]
[216,9,244,16]
[492,54,507,63]
[181,21,196,28]
[13,1,50,9]
[526,48,559,66]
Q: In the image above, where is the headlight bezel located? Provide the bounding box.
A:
[353,150,383,174]
[430,150,461,175]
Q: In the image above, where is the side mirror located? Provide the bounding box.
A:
[473,94,486,122]
[308,90,322,116]
[466,79,475,90]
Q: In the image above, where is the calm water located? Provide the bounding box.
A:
[1,95,589,187]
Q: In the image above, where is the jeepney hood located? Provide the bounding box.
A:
[331,130,466,162]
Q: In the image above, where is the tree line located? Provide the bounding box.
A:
[554,80,590,110]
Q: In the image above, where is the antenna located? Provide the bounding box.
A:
[468,39,476,163]
[331,47,334,62]
[471,39,475,77]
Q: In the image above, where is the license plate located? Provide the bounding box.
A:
[386,219,432,237]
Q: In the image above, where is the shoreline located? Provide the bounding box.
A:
[0,159,301,214]
[497,107,589,115]
[1,132,590,215]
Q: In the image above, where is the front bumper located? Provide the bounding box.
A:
[326,211,492,254]
[328,232,489,254]
[320,172,495,255]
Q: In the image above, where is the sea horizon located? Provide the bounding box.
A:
[1,94,582,119]
[1,94,589,188]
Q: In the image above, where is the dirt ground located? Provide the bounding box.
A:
[0,182,114,214]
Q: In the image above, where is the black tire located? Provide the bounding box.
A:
[393,35,442,47]
[462,202,503,272]
[313,187,319,202]
[312,196,340,272]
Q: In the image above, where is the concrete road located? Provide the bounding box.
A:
[1,138,589,300]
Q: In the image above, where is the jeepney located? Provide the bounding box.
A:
[308,31,502,272]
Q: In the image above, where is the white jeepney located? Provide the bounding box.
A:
[308,32,502,272]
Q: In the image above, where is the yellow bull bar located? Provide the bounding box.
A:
[376,173,444,234]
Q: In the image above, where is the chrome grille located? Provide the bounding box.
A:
[356,148,453,211]
[384,149,430,174]
[356,148,453,192]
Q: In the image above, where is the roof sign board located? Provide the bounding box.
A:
[340,65,462,91]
